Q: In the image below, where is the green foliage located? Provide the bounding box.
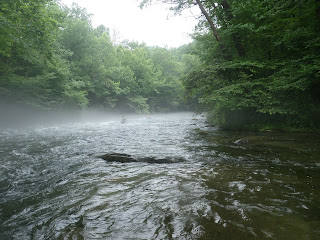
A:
[3,0,319,127]
[62,80,88,109]
[0,0,68,108]
[0,1,197,113]
[182,0,320,131]
[148,47,187,112]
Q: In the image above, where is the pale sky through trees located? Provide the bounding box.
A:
[60,0,200,48]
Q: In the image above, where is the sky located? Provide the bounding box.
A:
[59,0,200,48]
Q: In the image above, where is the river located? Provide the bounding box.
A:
[0,112,319,239]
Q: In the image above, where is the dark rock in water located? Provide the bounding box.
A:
[94,152,185,164]
[139,156,185,164]
[99,153,137,163]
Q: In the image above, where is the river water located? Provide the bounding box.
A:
[0,112,319,239]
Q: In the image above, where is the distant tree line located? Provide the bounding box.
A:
[142,0,320,131]
[0,0,200,113]
[2,0,319,131]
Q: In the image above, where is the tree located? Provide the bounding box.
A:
[0,1,198,114]
[144,0,320,131]
[0,0,69,108]
[149,47,186,111]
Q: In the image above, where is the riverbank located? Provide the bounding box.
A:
[205,111,320,134]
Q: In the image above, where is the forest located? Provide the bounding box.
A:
[0,0,199,114]
[1,0,320,132]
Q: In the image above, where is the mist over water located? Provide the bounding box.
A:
[0,111,319,239]
[0,103,148,128]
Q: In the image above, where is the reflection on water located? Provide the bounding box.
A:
[0,113,319,239]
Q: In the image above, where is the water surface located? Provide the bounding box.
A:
[0,113,319,239]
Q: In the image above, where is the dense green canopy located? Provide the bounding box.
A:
[0,0,196,113]
[142,0,320,131]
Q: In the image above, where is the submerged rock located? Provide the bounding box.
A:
[99,153,136,163]
[93,152,185,164]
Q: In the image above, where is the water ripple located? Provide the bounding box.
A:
[1,113,319,239]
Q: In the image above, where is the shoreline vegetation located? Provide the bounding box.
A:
[1,0,319,132]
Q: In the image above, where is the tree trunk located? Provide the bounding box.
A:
[221,0,246,57]
[195,0,222,43]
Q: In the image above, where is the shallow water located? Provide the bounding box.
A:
[0,112,319,239]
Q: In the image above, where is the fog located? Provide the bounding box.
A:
[0,103,192,129]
